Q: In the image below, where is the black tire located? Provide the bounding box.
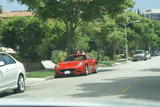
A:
[54,75,60,78]
[132,59,136,62]
[14,75,25,93]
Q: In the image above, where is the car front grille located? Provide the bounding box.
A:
[134,56,143,58]
[59,69,76,73]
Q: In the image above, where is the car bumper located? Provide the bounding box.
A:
[54,66,86,76]
[133,57,145,60]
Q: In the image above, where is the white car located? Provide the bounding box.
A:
[0,52,26,93]
[146,53,151,59]
[133,50,146,61]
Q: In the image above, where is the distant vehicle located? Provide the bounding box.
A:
[146,53,151,59]
[54,54,98,78]
[133,50,147,61]
[154,51,160,56]
[0,52,26,93]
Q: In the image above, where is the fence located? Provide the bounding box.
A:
[21,62,44,72]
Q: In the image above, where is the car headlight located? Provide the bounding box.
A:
[55,65,59,68]
[77,62,83,67]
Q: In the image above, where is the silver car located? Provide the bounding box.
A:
[0,52,26,93]
[133,50,146,61]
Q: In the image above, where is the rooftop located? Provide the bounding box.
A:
[143,9,160,14]
[0,11,33,18]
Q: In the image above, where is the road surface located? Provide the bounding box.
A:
[1,56,160,103]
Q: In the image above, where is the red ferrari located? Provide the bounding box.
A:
[54,54,98,78]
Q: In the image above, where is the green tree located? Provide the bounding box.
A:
[40,20,66,59]
[13,0,134,55]
[99,19,125,60]
[117,12,160,54]
[131,18,157,52]
[79,17,125,60]
[0,16,45,61]
[152,20,160,49]
[105,30,125,60]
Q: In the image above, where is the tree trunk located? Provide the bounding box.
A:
[66,22,75,56]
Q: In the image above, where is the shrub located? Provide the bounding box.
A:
[115,54,122,61]
[86,51,97,59]
[51,50,67,64]
[102,56,110,61]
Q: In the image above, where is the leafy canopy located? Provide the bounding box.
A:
[0,17,45,61]
[15,0,134,27]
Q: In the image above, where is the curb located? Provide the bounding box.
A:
[112,61,132,66]
[44,76,55,81]
[98,60,132,68]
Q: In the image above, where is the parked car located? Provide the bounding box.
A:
[154,51,160,56]
[54,54,98,78]
[0,52,26,93]
[146,53,151,59]
[133,50,147,61]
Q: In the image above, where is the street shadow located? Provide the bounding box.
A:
[0,91,14,98]
[98,68,115,72]
[0,88,29,98]
[141,68,160,72]
[69,76,160,101]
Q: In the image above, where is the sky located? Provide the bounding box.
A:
[134,0,160,10]
[0,0,160,12]
[0,0,28,12]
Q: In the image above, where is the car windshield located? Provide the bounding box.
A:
[64,55,86,62]
[135,51,144,54]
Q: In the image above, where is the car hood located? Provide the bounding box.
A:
[57,61,85,68]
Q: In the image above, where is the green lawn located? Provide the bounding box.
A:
[98,59,128,67]
[98,61,115,67]
[26,70,55,78]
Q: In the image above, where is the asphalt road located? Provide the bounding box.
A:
[1,56,160,103]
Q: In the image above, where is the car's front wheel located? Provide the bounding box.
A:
[14,75,25,93]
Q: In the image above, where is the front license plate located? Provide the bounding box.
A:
[64,71,70,74]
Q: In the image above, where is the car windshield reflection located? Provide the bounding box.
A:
[64,55,86,62]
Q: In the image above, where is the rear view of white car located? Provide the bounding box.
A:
[0,52,26,93]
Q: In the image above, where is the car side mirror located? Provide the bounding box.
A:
[0,61,5,66]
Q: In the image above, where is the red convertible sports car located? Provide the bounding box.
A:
[54,54,98,78]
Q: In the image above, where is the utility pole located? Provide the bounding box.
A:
[124,20,140,61]
[124,24,128,61]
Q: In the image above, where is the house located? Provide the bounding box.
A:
[0,47,16,54]
[0,11,33,20]
[142,9,160,21]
